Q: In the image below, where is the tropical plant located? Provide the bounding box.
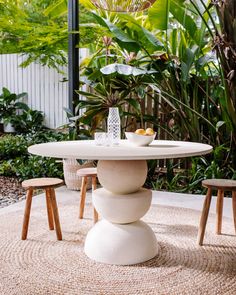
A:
[0,87,28,125]
[76,62,158,135]
[190,0,236,167]
[73,0,236,191]
[1,0,234,190]
[73,6,220,143]
[12,107,44,134]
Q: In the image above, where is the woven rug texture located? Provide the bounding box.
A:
[0,197,235,295]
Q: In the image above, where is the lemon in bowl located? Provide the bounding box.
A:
[125,128,156,146]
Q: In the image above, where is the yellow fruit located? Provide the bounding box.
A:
[135,128,146,135]
[145,128,155,136]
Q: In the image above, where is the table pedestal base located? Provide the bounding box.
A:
[84,219,158,265]
[85,159,158,265]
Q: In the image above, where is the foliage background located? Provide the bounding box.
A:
[0,0,235,192]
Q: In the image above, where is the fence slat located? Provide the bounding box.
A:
[0,53,91,129]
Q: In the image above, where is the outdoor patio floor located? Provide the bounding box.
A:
[0,186,233,218]
[0,186,235,294]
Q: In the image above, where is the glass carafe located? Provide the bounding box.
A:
[107,107,121,145]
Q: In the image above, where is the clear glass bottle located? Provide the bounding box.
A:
[107,107,121,145]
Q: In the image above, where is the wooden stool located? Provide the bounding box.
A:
[21,178,64,241]
[77,168,98,223]
[197,179,236,246]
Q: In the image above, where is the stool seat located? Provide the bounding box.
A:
[22,178,64,189]
[202,179,236,191]
[21,177,63,241]
[77,168,97,177]
[197,178,236,246]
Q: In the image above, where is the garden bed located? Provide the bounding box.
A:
[0,176,26,208]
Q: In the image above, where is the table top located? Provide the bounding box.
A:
[28,140,213,160]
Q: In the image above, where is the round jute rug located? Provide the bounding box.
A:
[0,198,235,295]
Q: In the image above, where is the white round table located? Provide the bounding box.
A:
[29,140,213,265]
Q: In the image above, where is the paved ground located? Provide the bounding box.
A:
[0,186,233,219]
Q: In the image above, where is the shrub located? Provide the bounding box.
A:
[0,135,28,159]
[13,108,44,133]
[14,156,63,181]
[0,160,16,177]
[0,130,68,181]
[25,130,68,144]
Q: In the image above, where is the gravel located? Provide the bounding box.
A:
[0,176,27,208]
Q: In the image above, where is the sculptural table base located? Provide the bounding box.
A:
[84,160,158,265]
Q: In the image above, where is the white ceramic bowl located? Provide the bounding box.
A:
[125,132,156,146]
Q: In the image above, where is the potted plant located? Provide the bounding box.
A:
[0,87,28,133]
[60,109,94,191]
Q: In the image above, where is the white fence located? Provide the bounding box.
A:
[0,50,87,129]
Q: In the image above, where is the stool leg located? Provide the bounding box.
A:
[216,190,224,235]
[197,188,212,246]
[45,188,54,230]
[21,188,33,240]
[49,188,62,241]
[79,176,87,219]
[92,176,98,223]
[232,191,236,233]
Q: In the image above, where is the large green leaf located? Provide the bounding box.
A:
[181,48,195,82]
[80,0,96,10]
[170,0,198,41]
[91,13,140,52]
[141,27,164,50]
[75,90,102,100]
[149,0,198,41]
[148,0,170,30]
[117,14,164,51]
[125,99,141,112]
[44,0,67,18]
[170,28,177,55]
